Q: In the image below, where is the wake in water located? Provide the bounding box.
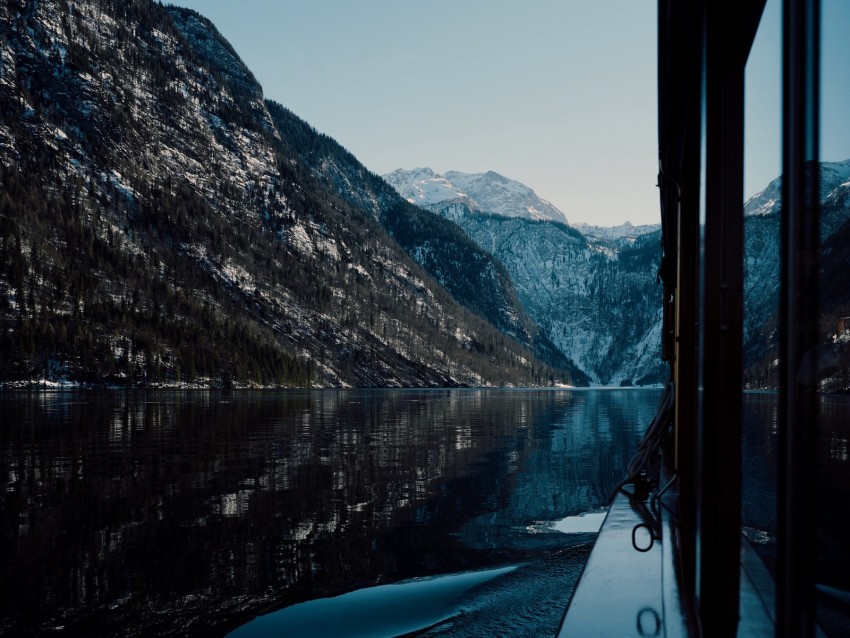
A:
[410,545,590,638]
[229,544,591,638]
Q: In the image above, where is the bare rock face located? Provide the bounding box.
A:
[385,169,666,385]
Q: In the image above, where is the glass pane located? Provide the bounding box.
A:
[743,0,781,392]
[741,0,781,621]
[816,0,850,633]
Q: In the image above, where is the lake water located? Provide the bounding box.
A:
[0,389,847,636]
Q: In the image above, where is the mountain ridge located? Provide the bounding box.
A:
[385,169,666,385]
[268,105,585,379]
[0,0,578,388]
[384,168,570,225]
[385,161,850,389]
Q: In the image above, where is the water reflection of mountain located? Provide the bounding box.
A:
[0,390,660,635]
[456,390,662,551]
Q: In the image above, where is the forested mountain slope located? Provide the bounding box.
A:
[0,0,576,388]
[265,104,581,376]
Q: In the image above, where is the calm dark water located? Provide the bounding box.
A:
[2,390,846,637]
[741,392,850,635]
[0,389,661,637]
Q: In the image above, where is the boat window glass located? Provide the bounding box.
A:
[743,0,781,393]
[815,1,850,632]
[741,0,780,621]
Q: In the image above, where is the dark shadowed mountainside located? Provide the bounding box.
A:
[0,0,579,388]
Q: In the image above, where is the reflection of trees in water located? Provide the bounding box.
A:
[0,389,661,635]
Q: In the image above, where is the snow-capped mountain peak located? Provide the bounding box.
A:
[745,158,850,217]
[821,158,850,198]
[383,168,568,224]
[382,167,478,210]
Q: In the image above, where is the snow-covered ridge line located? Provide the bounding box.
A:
[571,221,661,244]
[383,168,570,225]
[744,158,850,217]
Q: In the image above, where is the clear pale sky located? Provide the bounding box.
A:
[745,0,850,201]
[174,1,849,226]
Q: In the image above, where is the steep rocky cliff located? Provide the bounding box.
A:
[0,0,574,387]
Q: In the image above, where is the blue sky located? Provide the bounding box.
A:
[174,1,848,227]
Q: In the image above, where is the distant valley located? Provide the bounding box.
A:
[383,168,665,385]
[384,163,850,390]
